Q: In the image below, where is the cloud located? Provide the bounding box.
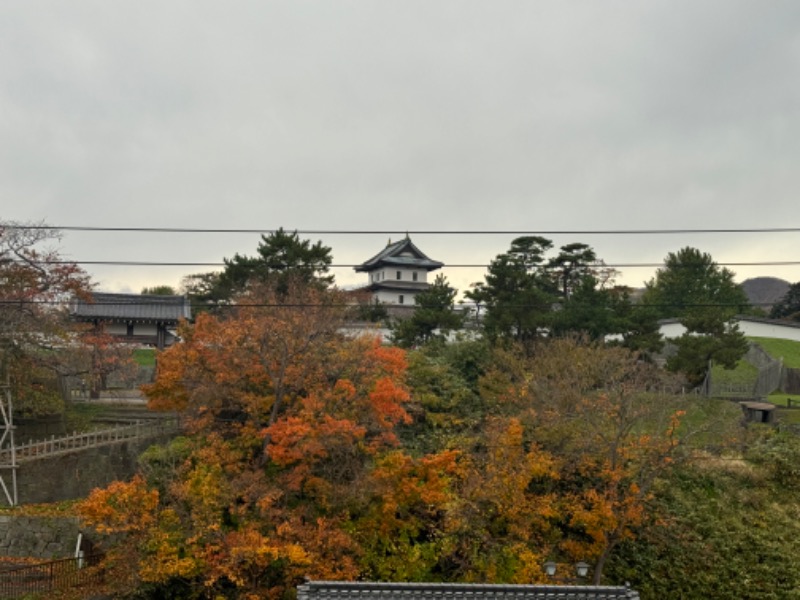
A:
[2,1,799,292]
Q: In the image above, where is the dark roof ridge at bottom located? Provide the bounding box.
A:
[298,580,640,599]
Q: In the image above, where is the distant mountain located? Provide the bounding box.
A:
[740,277,791,311]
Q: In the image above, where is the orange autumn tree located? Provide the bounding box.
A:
[476,337,688,584]
[81,279,417,598]
[557,389,685,584]
[355,448,463,581]
[449,417,561,583]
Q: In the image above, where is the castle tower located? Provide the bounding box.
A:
[354,237,443,306]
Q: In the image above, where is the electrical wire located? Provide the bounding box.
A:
[0,299,775,309]
[6,260,800,269]
[6,225,800,235]
[4,224,799,270]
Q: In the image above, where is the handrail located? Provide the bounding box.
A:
[0,419,179,463]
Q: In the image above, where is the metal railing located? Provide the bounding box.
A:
[0,419,179,463]
[0,554,103,599]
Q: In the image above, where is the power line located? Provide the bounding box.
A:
[8,225,800,235]
[0,299,775,309]
[10,259,800,269]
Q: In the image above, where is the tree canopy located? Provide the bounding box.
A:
[80,290,693,596]
[642,247,748,327]
[141,285,178,296]
[466,236,558,343]
[67,239,791,598]
[83,280,425,595]
[547,242,597,300]
[0,222,91,357]
[391,274,464,348]
[642,247,749,386]
[0,221,98,414]
[770,281,800,321]
[467,237,659,349]
[185,228,333,309]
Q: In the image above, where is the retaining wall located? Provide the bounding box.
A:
[12,433,173,505]
[0,515,82,559]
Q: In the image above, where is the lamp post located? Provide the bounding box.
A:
[543,561,592,583]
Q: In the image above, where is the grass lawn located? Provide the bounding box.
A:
[133,348,156,367]
[749,337,800,368]
[769,392,800,425]
[768,392,800,408]
[64,402,116,432]
[710,359,758,386]
[678,396,743,446]
[777,408,800,425]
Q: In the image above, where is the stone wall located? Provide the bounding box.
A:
[0,515,83,559]
[0,434,174,561]
[13,433,173,505]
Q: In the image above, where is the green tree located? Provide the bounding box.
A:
[551,275,650,343]
[466,236,557,343]
[548,242,598,300]
[770,281,800,321]
[547,247,662,348]
[221,228,333,294]
[642,247,749,386]
[353,292,389,324]
[642,247,747,324]
[609,289,664,355]
[469,238,654,348]
[391,274,464,348]
[141,285,177,296]
[184,228,334,308]
[181,271,225,312]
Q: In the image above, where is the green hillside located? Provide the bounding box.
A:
[749,337,800,368]
[710,359,758,387]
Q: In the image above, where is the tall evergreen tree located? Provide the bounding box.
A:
[391,275,464,348]
[770,281,800,321]
[468,237,659,348]
[642,247,749,386]
[547,242,597,300]
[466,236,557,343]
[185,228,333,308]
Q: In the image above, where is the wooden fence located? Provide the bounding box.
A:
[0,419,179,463]
[706,343,784,399]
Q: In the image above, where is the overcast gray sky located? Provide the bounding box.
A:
[3,1,800,296]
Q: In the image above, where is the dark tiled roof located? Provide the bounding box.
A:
[355,237,443,272]
[298,581,640,600]
[367,281,431,292]
[71,292,192,323]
